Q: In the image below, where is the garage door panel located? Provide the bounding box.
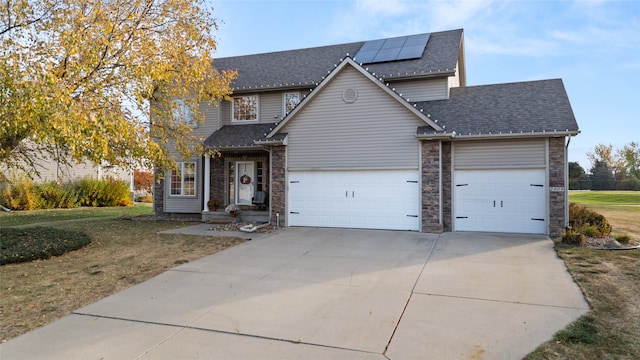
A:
[454,169,546,234]
[289,170,419,231]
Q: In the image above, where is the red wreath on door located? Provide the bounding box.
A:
[240,175,252,185]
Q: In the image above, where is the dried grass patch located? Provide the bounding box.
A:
[0,220,244,342]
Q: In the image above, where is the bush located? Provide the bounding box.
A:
[568,203,611,238]
[139,194,153,203]
[561,229,586,246]
[37,181,80,209]
[76,177,133,207]
[614,233,632,244]
[0,227,92,265]
[0,175,39,210]
[617,177,640,191]
[0,175,131,210]
[581,225,600,238]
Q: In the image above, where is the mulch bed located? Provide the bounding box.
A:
[585,236,640,250]
[208,222,278,233]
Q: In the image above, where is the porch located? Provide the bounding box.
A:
[202,208,270,223]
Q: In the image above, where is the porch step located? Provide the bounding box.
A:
[202,209,270,224]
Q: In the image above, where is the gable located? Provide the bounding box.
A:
[281,66,428,170]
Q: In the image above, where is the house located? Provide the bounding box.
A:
[154,29,579,236]
[2,148,133,187]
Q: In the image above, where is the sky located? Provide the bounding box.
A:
[207,0,639,170]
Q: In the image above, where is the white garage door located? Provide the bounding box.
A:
[454,169,546,234]
[288,170,420,231]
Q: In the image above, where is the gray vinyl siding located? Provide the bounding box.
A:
[282,66,424,170]
[164,156,203,213]
[222,90,314,126]
[2,155,131,184]
[258,92,282,121]
[193,102,222,136]
[454,139,546,169]
[390,78,449,101]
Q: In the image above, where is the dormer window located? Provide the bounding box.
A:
[233,95,258,122]
[283,92,300,115]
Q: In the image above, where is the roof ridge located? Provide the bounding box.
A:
[213,29,463,61]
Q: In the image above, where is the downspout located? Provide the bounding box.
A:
[203,153,211,212]
[565,135,572,229]
[439,140,443,227]
[263,146,276,228]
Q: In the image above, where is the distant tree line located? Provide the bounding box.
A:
[569,142,640,190]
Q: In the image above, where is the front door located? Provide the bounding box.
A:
[235,161,255,205]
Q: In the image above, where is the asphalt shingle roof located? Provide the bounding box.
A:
[416,79,579,136]
[203,123,277,149]
[212,29,463,91]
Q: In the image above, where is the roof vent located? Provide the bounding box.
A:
[342,88,358,103]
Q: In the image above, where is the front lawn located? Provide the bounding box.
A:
[0,203,154,228]
[526,192,640,359]
[569,190,640,205]
[0,206,244,342]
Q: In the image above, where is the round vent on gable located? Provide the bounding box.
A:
[342,88,358,103]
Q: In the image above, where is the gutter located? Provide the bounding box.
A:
[230,71,456,95]
[416,130,580,141]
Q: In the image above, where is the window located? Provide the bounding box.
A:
[170,162,196,196]
[173,99,196,127]
[256,161,263,192]
[228,161,235,205]
[283,92,300,115]
[232,95,258,122]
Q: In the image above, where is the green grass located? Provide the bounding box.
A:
[0,203,154,228]
[1,227,92,265]
[569,191,640,205]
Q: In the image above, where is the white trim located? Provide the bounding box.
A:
[545,138,550,234]
[235,161,255,204]
[267,57,442,138]
[231,95,260,123]
[169,162,197,197]
[203,154,211,211]
[282,91,301,116]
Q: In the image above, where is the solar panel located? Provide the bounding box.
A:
[355,33,430,64]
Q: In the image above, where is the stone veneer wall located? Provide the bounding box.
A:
[153,168,165,215]
[207,153,270,208]
[421,141,443,233]
[270,146,286,226]
[441,141,452,232]
[548,137,567,237]
[209,155,225,206]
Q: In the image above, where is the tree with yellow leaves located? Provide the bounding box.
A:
[0,0,236,174]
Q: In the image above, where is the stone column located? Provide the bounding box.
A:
[548,137,567,237]
[270,146,286,227]
[421,141,443,233]
[153,167,165,216]
[203,154,211,212]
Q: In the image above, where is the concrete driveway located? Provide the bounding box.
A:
[1,228,589,359]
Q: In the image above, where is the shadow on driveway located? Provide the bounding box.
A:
[1,228,589,359]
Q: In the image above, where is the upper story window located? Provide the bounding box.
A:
[170,162,196,196]
[283,92,300,115]
[232,95,258,122]
[173,99,196,127]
